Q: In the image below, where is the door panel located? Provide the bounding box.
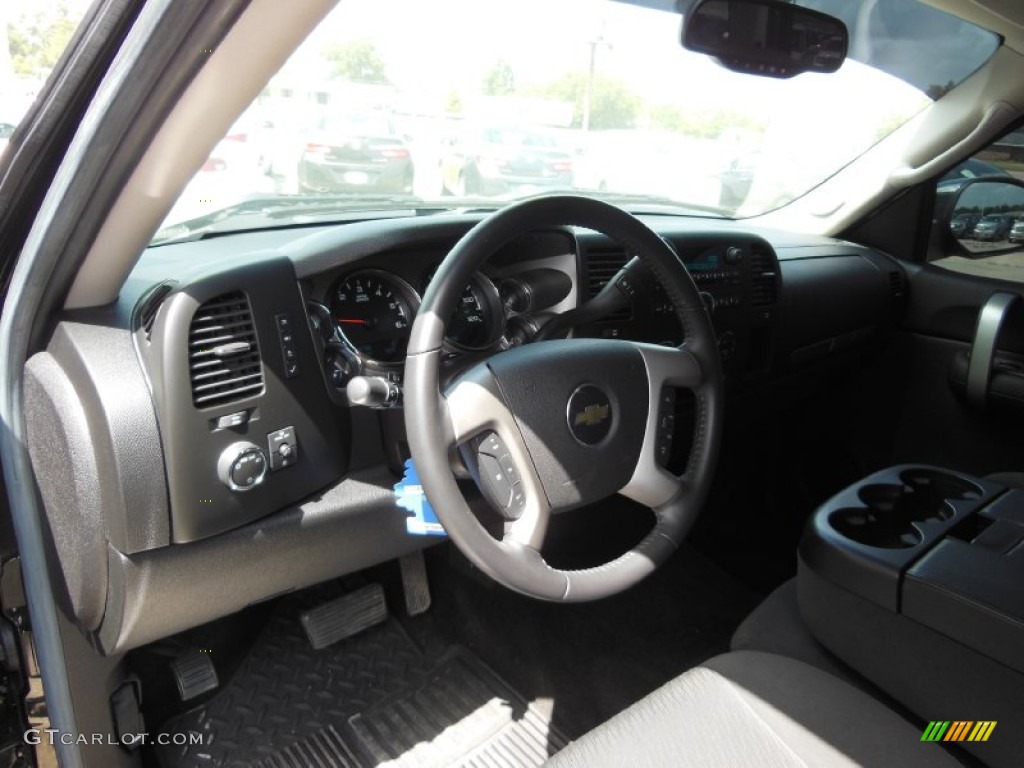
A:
[888,263,1024,474]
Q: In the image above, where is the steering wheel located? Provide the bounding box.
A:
[404,195,723,601]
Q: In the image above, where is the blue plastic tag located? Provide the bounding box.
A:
[394,459,447,537]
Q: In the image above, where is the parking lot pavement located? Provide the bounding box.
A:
[933,249,1024,281]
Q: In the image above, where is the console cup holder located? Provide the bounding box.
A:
[899,468,982,501]
[828,470,982,550]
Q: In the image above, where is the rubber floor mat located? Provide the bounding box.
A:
[348,649,567,767]
[157,597,565,768]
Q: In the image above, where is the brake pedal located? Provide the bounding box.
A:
[301,583,387,650]
[171,651,219,702]
[399,551,431,616]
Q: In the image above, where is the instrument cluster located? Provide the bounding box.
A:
[306,259,573,394]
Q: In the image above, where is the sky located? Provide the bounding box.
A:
[2,0,977,127]
[288,0,932,119]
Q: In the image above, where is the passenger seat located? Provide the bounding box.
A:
[548,580,964,767]
[547,648,959,767]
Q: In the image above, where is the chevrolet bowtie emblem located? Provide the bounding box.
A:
[574,403,610,428]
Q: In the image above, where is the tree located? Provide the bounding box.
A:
[6,1,78,79]
[482,60,515,96]
[445,90,463,115]
[648,104,686,134]
[325,40,390,84]
[648,103,766,139]
[533,72,640,130]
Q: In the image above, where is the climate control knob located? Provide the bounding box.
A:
[217,442,268,491]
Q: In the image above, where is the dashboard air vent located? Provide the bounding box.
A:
[188,292,264,408]
[888,270,906,298]
[585,244,633,321]
[749,248,779,307]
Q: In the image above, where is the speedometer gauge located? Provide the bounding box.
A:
[332,270,420,364]
[424,270,503,352]
[447,281,494,349]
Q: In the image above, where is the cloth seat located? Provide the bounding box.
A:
[730,578,863,687]
[547,650,961,767]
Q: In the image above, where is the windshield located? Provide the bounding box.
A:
[155,0,999,242]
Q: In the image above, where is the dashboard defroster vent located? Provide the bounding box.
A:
[188,292,264,408]
[749,248,779,307]
[585,244,633,321]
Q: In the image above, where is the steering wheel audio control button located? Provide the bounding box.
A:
[498,454,519,484]
[478,454,514,507]
[656,388,677,468]
[472,431,526,519]
[510,483,526,513]
[477,432,504,458]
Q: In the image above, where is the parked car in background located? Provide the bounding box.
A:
[972,213,1015,241]
[572,130,720,207]
[298,112,414,194]
[1010,217,1024,243]
[950,212,982,238]
[718,151,760,209]
[440,125,574,196]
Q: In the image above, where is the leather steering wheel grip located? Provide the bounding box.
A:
[404,195,723,600]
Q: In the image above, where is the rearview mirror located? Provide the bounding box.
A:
[946,178,1024,258]
[681,0,848,79]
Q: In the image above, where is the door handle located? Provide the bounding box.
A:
[967,292,1021,410]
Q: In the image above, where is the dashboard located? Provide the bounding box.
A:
[22,211,907,654]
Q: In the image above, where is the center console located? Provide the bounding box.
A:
[798,465,1024,766]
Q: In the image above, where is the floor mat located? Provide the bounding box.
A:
[156,589,566,768]
[349,650,566,767]
[399,542,762,741]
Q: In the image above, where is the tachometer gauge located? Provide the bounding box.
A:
[332,270,420,365]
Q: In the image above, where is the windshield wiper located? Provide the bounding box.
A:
[151,193,455,245]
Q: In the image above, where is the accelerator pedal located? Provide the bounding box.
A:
[399,550,432,616]
[300,583,387,650]
[171,651,219,702]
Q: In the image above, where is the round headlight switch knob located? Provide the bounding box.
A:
[217,442,268,491]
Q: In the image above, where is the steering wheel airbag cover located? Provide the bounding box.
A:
[485,338,648,510]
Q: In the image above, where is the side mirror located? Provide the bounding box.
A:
[681,0,848,79]
[946,178,1024,257]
